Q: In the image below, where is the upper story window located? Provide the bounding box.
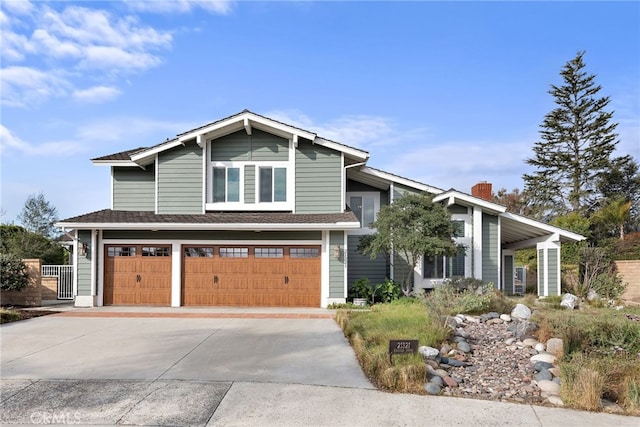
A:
[347,192,380,230]
[213,167,240,203]
[259,167,287,203]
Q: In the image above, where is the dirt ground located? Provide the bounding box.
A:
[0,307,60,324]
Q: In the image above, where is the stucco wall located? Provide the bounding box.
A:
[1,259,42,307]
[616,260,640,303]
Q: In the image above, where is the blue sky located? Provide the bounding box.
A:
[1,0,639,224]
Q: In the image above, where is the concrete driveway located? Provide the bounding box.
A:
[0,312,372,425]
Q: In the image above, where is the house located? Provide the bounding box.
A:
[56,110,585,308]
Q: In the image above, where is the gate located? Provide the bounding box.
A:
[42,265,74,299]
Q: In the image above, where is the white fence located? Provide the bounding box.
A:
[41,265,74,299]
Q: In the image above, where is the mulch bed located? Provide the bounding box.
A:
[0,307,61,324]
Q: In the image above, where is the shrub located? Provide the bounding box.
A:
[373,279,402,303]
[591,272,627,301]
[348,278,373,302]
[421,282,493,316]
[0,254,30,291]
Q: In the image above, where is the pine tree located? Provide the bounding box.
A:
[17,192,60,239]
[523,51,619,220]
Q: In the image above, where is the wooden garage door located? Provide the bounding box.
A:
[182,245,320,307]
[104,245,172,305]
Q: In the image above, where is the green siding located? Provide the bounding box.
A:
[157,142,202,214]
[393,251,412,289]
[211,130,250,161]
[448,204,468,215]
[548,248,559,295]
[113,166,155,211]
[77,230,92,296]
[211,129,289,162]
[538,248,545,296]
[250,129,289,161]
[295,141,342,213]
[244,165,255,204]
[504,255,514,295]
[347,235,388,290]
[329,231,345,298]
[482,213,499,288]
[103,230,321,241]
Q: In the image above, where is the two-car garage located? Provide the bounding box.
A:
[103,244,321,307]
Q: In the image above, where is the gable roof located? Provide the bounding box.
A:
[92,110,369,167]
[56,209,360,231]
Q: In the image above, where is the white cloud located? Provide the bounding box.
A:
[73,85,122,103]
[127,0,234,15]
[0,3,173,107]
[0,66,71,107]
[0,125,84,156]
[1,0,34,16]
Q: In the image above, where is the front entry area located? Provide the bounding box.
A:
[104,245,172,305]
[182,245,321,307]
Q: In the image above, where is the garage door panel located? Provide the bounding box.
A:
[182,245,320,307]
[104,245,172,306]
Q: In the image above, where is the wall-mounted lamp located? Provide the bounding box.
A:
[78,243,88,257]
[332,244,341,260]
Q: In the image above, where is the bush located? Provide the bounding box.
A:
[348,278,373,302]
[0,254,30,291]
[591,272,627,301]
[421,282,493,316]
[373,279,402,303]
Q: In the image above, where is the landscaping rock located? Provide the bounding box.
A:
[500,314,511,322]
[480,312,500,322]
[534,342,546,352]
[530,353,557,365]
[587,289,600,301]
[560,293,578,310]
[429,376,444,387]
[511,304,531,321]
[546,338,564,358]
[442,376,458,387]
[419,346,440,361]
[535,380,560,394]
[601,399,624,414]
[533,361,553,372]
[457,341,472,354]
[522,338,538,348]
[486,318,503,325]
[547,395,564,406]
[534,369,552,382]
[509,320,539,341]
[425,382,441,395]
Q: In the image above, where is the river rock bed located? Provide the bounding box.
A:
[420,310,563,406]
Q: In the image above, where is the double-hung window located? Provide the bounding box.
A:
[212,167,240,203]
[259,166,287,203]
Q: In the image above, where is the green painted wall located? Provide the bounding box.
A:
[548,248,559,295]
[112,166,155,211]
[157,142,203,214]
[538,248,545,296]
[295,140,342,213]
[393,251,412,289]
[77,230,92,297]
[103,230,321,241]
[244,165,255,204]
[448,204,468,215]
[329,231,345,298]
[482,213,499,288]
[211,129,288,162]
[504,255,514,295]
[347,235,388,291]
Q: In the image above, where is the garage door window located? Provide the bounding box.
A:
[290,248,319,258]
[107,246,136,257]
[142,247,170,256]
[220,247,248,258]
[255,248,284,258]
[184,247,214,257]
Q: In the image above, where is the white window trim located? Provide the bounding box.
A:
[345,191,380,235]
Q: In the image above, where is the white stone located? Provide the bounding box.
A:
[500,314,512,322]
[522,338,538,348]
[535,380,560,394]
[530,353,557,365]
[546,338,564,358]
[505,337,516,345]
[560,293,578,310]
[534,343,546,352]
[511,304,531,320]
[419,346,440,360]
[547,395,564,406]
[586,289,600,301]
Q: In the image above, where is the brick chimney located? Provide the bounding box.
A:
[471,182,492,201]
